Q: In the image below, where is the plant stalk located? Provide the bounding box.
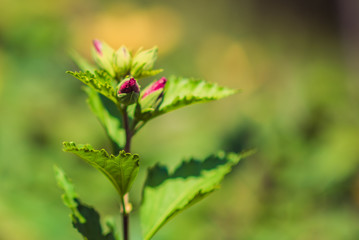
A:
[120,193,129,240]
[121,105,132,240]
[123,213,129,240]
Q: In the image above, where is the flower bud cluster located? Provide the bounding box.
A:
[92,39,160,80]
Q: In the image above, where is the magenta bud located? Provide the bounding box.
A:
[119,78,140,94]
[93,39,102,55]
[142,77,167,99]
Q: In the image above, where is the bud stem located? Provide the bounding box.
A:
[120,105,132,240]
[122,107,132,153]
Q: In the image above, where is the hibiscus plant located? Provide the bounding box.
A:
[55,40,252,240]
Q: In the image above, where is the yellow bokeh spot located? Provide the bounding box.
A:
[70,3,183,58]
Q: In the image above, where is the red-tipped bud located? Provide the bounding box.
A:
[93,39,102,55]
[119,78,140,94]
[142,77,167,99]
[117,78,140,105]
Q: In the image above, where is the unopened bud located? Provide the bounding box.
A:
[142,77,167,99]
[131,47,158,77]
[91,39,115,76]
[114,46,131,77]
[119,78,140,94]
[117,78,140,105]
[93,39,102,55]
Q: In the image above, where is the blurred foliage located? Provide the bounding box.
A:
[1,0,359,239]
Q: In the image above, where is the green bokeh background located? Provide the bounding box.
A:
[1,0,359,239]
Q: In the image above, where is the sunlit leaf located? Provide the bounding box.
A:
[158,76,238,115]
[140,150,253,240]
[135,76,238,123]
[67,71,118,104]
[63,142,139,197]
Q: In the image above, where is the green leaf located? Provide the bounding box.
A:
[135,76,238,123]
[84,87,125,150]
[67,71,118,104]
[54,166,117,240]
[158,76,238,116]
[54,165,85,223]
[63,142,140,197]
[72,202,117,240]
[140,150,253,240]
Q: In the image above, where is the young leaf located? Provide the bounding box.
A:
[54,166,117,240]
[84,87,126,150]
[67,71,118,104]
[140,151,253,240]
[63,142,140,197]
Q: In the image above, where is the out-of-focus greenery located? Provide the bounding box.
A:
[1,0,359,239]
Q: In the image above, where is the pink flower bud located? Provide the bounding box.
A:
[93,39,102,55]
[142,77,167,99]
[119,78,140,94]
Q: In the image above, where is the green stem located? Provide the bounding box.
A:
[120,105,132,240]
[122,107,131,153]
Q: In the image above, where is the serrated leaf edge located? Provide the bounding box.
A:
[62,141,139,196]
[67,71,118,104]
